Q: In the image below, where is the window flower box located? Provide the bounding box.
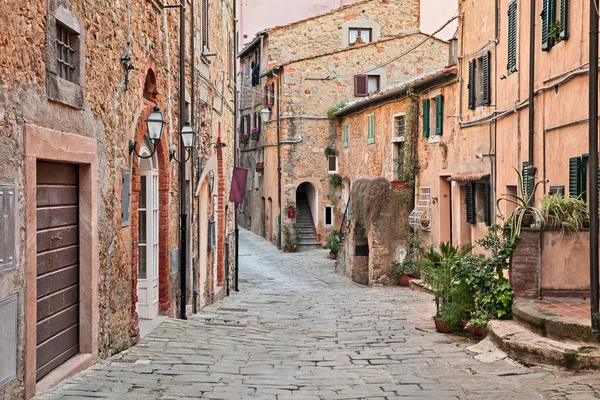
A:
[240,133,249,144]
[251,128,260,140]
[255,162,264,172]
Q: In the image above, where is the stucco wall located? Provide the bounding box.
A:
[541,230,590,292]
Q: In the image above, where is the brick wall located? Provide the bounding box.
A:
[511,229,542,299]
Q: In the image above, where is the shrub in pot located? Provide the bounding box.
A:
[327,229,341,259]
[540,193,587,238]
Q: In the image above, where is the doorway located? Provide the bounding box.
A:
[267,198,273,242]
[439,176,452,245]
[136,148,159,320]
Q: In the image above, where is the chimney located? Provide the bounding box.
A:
[448,38,458,66]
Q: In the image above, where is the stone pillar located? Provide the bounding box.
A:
[510,228,541,299]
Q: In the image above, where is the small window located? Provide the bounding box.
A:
[56,23,76,82]
[367,114,376,144]
[468,53,491,109]
[342,123,349,148]
[394,116,405,138]
[349,28,372,45]
[201,0,210,50]
[328,155,338,173]
[325,206,333,227]
[367,75,380,94]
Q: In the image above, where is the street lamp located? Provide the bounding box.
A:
[260,107,271,124]
[169,121,196,163]
[129,105,167,158]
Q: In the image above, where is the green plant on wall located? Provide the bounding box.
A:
[549,20,561,44]
[540,193,587,238]
[395,89,420,189]
[324,146,338,156]
[330,174,343,187]
[328,102,348,118]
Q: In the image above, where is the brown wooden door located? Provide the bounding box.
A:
[36,161,80,381]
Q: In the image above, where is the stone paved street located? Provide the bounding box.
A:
[38,229,600,399]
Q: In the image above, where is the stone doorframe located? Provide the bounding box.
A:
[130,100,170,341]
[24,125,99,399]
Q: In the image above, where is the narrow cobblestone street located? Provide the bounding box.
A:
[38,229,600,400]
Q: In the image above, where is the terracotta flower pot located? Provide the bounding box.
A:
[329,252,337,260]
[398,273,410,287]
[434,317,453,334]
[461,319,487,337]
[284,245,296,253]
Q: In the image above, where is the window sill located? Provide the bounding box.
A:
[328,171,338,175]
[367,140,376,145]
[428,136,441,144]
[391,136,405,143]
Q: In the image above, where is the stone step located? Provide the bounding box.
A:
[487,320,600,370]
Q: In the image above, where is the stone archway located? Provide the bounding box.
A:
[130,96,170,341]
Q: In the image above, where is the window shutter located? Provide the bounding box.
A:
[560,0,569,40]
[264,85,269,105]
[466,182,476,225]
[246,115,251,136]
[468,60,476,110]
[508,0,518,74]
[569,156,581,197]
[484,183,492,226]
[355,75,368,97]
[202,0,209,49]
[270,83,275,105]
[522,161,531,198]
[435,94,444,135]
[482,52,491,105]
[343,123,349,147]
[422,99,430,138]
[581,154,588,202]
[368,114,376,144]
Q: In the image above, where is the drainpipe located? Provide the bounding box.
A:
[191,0,198,314]
[588,0,599,338]
[178,0,188,320]
[234,0,240,292]
[272,68,282,249]
[527,0,537,203]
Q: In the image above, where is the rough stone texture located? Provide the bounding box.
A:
[511,229,542,299]
[0,1,235,397]
[36,229,600,400]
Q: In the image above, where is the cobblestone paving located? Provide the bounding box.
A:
[39,229,600,399]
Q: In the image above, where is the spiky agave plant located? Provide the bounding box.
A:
[497,167,546,243]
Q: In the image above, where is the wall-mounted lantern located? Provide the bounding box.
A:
[129,105,167,159]
[260,107,271,124]
[170,121,196,163]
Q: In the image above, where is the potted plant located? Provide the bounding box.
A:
[327,229,341,259]
[329,174,343,188]
[354,35,365,45]
[324,146,337,156]
[251,127,260,140]
[255,161,264,173]
[391,261,410,286]
[281,221,299,253]
[240,133,249,144]
[540,193,587,238]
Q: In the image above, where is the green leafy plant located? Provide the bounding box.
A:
[281,221,299,252]
[328,101,348,118]
[540,193,587,238]
[497,167,546,243]
[330,174,343,187]
[390,261,408,277]
[327,229,341,255]
[549,20,561,43]
[324,146,338,156]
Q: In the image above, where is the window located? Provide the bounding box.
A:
[342,123,349,147]
[422,99,430,137]
[325,206,333,227]
[349,28,372,45]
[468,53,491,109]
[466,182,476,225]
[202,0,209,50]
[56,23,76,82]
[394,116,405,139]
[435,95,444,135]
[367,114,376,144]
[354,75,380,97]
[328,155,338,173]
[507,0,518,74]
[368,75,380,94]
[466,182,492,225]
[542,0,569,50]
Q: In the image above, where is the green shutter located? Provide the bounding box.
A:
[435,95,444,135]
[482,52,491,105]
[468,60,476,110]
[422,99,430,137]
[581,154,588,202]
[466,182,476,225]
[522,161,531,199]
[569,156,581,197]
[508,0,518,74]
[484,182,492,226]
[368,115,375,144]
[560,0,569,40]
[342,123,348,147]
[542,0,550,51]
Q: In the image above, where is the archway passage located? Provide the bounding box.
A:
[296,182,318,246]
[130,97,170,340]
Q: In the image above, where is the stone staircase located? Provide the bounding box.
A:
[296,198,321,249]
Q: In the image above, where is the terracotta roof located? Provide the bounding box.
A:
[335,66,458,117]
[448,173,490,183]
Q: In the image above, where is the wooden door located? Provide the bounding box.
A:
[36,161,80,381]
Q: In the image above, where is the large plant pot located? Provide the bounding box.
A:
[521,212,534,227]
[329,252,337,260]
[462,319,487,337]
[434,317,453,334]
[398,273,410,287]
[284,245,296,253]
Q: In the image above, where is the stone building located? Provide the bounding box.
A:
[0,0,235,398]
[237,0,449,248]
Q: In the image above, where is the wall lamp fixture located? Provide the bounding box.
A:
[129,105,166,159]
[169,121,197,163]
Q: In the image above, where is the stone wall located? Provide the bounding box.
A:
[265,0,421,66]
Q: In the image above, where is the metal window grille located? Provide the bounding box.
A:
[395,116,405,138]
[56,23,75,81]
[409,187,432,231]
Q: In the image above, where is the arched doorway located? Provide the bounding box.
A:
[136,141,159,320]
[296,182,318,244]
